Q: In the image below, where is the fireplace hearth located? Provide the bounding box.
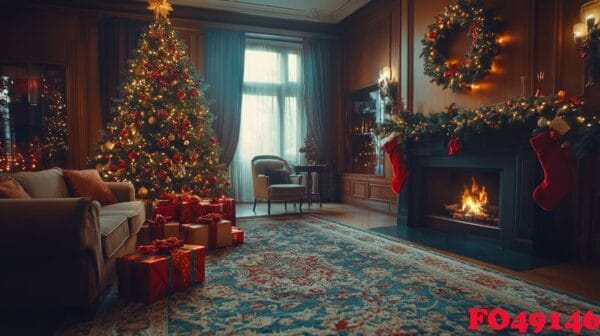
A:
[397,128,568,263]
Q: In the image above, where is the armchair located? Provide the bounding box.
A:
[251,155,305,215]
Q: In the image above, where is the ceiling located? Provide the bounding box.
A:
[167,0,371,23]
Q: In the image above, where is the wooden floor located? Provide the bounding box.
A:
[238,202,600,302]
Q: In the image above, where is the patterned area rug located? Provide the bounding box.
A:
[59,216,600,335]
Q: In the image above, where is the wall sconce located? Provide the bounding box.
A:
[378,66,391,98]
[573,0,600,86]
[573,0,600,42]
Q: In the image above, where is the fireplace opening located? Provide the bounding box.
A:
[424,168,501,229]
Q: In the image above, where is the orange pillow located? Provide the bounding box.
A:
[63,169,117,205]
[0,175,31,199]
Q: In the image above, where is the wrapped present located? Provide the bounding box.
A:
[118,238,195,304]
[154,200,177,219]
[197,214,232,249]
[163,221,180,239]
[181,223,209,246]
[216,197,236,226]
[138,224,151,246]
[181,199,224,223]
[232,227,244,244]
[201,202,223,216]
[180,244,206,283]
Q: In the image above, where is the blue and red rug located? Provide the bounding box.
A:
[60,216,600,335]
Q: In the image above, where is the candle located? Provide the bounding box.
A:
[586,14,596,31]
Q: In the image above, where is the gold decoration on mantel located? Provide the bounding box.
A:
[147,0,173,19]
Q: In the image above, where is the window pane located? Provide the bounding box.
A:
[238,94,281,159]
[288,54,299,83]
[244,50,282,84]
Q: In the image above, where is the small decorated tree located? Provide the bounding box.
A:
[90,0,231,199]
[299,132,319,164]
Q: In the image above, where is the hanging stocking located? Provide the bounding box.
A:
[448,137,462,156]
[383,134,409,194]
[529,130,575,211]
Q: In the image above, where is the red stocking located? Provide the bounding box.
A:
[529,130,575,211]
[383,139,409,194]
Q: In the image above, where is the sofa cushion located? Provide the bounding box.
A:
[12,168,70,198]
[99,215,129,258]
[0,175,31,199]
[100,201,146,235]
[63,169,117,205]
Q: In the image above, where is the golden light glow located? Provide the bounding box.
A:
[460,177,489,218]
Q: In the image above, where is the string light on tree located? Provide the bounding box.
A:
[90,0,231,199]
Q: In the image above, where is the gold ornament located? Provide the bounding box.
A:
[104,141,115,151]
[165,176,172,184]
[168,133,176,141]
[183,139,190,146]
[147,0,173,19]
[148,116,156,125]
[137,186,149,198]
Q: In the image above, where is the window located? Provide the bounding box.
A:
[232,41,305,202]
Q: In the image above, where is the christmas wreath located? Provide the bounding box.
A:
[420,0,501,91]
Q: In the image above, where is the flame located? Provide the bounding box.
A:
[461,177,488,217]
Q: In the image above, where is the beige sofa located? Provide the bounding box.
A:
[0,168,145,315]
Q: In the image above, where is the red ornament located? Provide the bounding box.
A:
[157,109,167,118]
[569,96,582,105]
[128,150,138,160]
[177,90,186,100]
[207,176,217,184]
[109,164,119,173]
[158,170,168,179]
[158,138,169,147]
[181,186,191,193]
[190,89,198,97]
[182,119,192,128]
[448,137,462,156]
[507,100,516,108]
[118,160,128,170]
[120,129,129,138]
[172,153,182,164]
[427,30,437,40]
[115,141,123,149]
[200,188,210,196]
[151,70,161,80]
[224,180,231,187]
[182,73,190,80]
[208,138,217,146]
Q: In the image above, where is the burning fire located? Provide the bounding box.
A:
[461,177,489,218]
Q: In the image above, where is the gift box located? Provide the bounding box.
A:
[232,227,244,244]
[147,220,164,240]
[180,201,201,223]
[117,238,197,304]
[154,201,177,220]
[138,225,151,246]
[197,215,232,249]
[181,223,209,246]
[217,197,236,226]
[163,222,180,239]
[180,244,206,283]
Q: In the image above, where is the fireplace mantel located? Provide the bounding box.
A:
[397,127,569,259]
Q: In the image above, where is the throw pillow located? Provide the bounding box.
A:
[0,175,32,199]
[264,168,290,185]
[63,169,117,205]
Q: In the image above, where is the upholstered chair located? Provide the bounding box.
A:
[251,155,305,215]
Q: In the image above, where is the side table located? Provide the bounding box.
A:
[292,164,327,208]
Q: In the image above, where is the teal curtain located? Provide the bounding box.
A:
[303,38,337,201]
[205,29,245,166]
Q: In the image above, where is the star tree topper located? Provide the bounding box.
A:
[147,0,173,19]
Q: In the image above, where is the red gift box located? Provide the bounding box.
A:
[181,244,206,283]
[181,201,224,223]
[197,214,231,249]
[117,238,199,304]
[217,197,236,226]
[232,227,244,244]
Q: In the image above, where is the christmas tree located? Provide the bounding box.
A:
[90,0,231,199]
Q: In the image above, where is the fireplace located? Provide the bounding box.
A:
[424,168,501,233]
[397,129,568,263]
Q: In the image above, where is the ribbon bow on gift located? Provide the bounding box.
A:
[138,237,184,255]
[195,213,222,224]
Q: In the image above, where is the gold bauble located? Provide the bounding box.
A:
[168,133,176,141]
[165,177,172,184]
[104,141,115,151]
[183,139,190,146]
[137,186,149,198]
[148,116,156,125]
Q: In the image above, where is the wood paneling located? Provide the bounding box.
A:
[369,184,396,202]
[352,180,369,198]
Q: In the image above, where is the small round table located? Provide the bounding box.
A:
[292,164,327,208]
